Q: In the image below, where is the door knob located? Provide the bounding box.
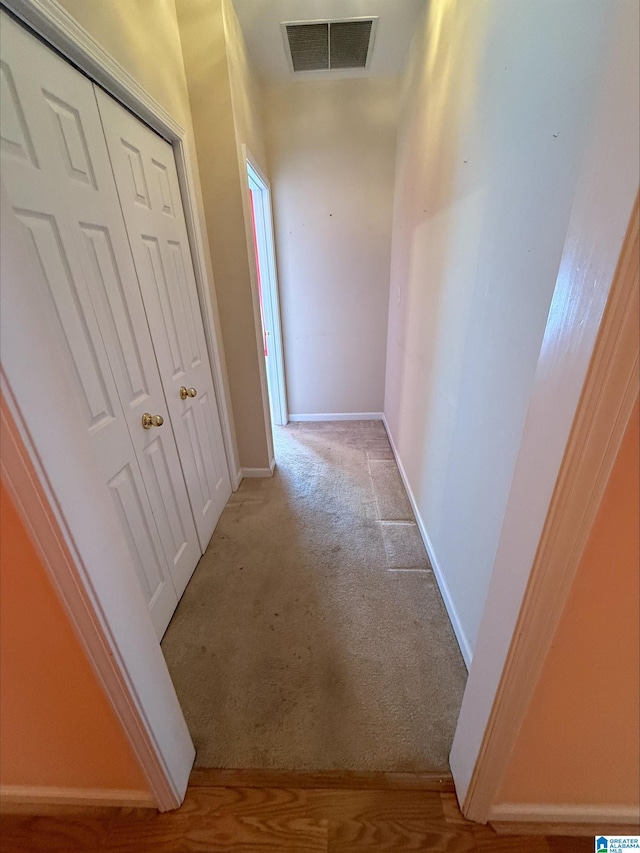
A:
[179,386,197,400]
[142,413,164,429]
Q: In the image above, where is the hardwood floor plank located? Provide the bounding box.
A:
[440,792,473,827]
[0,782,602,852]
[327,818,477,851]
[0,814,115,852]
[0,788,328,853]
[472,825,551,852]
[305,788,447,821]
[104,788,327,853]
[545,838,594,852]
[104,815,328,853]
[188,768,455,792]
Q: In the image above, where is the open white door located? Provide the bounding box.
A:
[247,158,288,426]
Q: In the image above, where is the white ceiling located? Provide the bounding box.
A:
[231,0,426,83]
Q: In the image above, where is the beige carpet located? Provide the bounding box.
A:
[161,421,467,771]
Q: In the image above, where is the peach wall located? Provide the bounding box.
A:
[0,483,148,791]
[498,397,640,805]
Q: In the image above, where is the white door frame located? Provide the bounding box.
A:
[452,199,638,828]
[0,0,239,810]
[245,153,288,426]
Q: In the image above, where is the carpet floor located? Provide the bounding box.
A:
[161,421,467,771]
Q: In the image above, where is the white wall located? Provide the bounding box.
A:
[384,0,616,660]
[451,0,639,805]
[263,78,399,416]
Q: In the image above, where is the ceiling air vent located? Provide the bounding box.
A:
[284,18,377,73]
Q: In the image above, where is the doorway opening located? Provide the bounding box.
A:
[246,157,288,426]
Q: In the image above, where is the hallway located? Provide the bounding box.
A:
[162,421,467,771]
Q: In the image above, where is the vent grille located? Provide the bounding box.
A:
[330,21,373,69]
[286,23,328,72]
[285,19,376,73]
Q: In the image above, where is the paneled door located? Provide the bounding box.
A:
[96,91,232,552]
[0,12,200,635]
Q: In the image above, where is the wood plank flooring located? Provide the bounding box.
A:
[188,768,456,791]
[0,776,592,852]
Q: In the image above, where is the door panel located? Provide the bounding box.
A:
[80,225,149,406]
[143,436,190,567]
[96,90,232,550]
[106,463,176,629]
[14,212,116,431]
[142,236,185,377]
[43,89,98,188]
[0,13,199,632]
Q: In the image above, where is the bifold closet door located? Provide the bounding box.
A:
[0,13,200,636]
[96,91,232,552]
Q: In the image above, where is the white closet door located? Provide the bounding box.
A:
[96,91,232,552]
[0,13,199,632]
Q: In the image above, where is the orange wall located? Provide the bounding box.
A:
[498,396,640,805]
[0,482,149,792]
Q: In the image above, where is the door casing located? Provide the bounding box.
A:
[246,153,289,427]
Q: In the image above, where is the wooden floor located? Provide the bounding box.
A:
[0,771,592,852]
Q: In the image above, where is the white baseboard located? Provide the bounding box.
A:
[489,802,640,836]
[241,457,276,479]
[382,416,472,669]
[288,412,384,422]
[232,467,243,491]
[0,785,155,812]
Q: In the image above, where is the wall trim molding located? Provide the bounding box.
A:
[1,0,241,493]
[1,0,181,136]
[289,412,384,422]
[241,457,276,479]
[457,197,639,821]
[382,416,472,669]
[489,802,640,836]
[0,786,155,812]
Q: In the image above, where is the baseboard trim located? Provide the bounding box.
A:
[0,785,155,813]
[189,767,455,792]
[489,802,640,836]
[288,412,384,422]
[241,458,276,479]
[382,416,472,669]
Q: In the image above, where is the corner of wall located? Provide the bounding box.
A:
[174,0,271,470]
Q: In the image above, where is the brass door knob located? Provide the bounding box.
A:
[179,386,197,400]
[142,413,164,429]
